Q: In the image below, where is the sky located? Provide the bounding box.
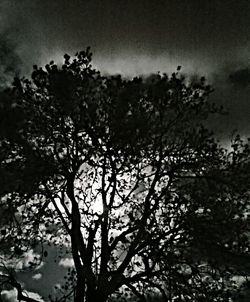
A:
[0,0,250,135]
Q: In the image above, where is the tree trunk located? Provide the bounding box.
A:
[74,278,85,302]
[85,290,108,302]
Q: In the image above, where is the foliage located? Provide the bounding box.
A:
[0,48,250,302]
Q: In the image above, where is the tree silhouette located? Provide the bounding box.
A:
[0,48,250,302]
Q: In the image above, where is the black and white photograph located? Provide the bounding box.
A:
[0,1,250,301]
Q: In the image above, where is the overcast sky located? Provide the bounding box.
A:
[0,0,250,136]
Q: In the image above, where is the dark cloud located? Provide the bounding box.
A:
[209,65,250,138]
[0,33,22,88]
[1,0,250,71]
[228,68,250,88]
[0,0,249,137]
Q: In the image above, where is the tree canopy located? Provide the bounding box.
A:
[0,48,250,302]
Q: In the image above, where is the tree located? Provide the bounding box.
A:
[0,48,250,302]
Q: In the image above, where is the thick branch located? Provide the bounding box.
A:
[125,283,146,302]
[100,155,109,275]
[117,160,162,273]
[43,184,71,234]
[109,226,137,252]
[125,270,162,284]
